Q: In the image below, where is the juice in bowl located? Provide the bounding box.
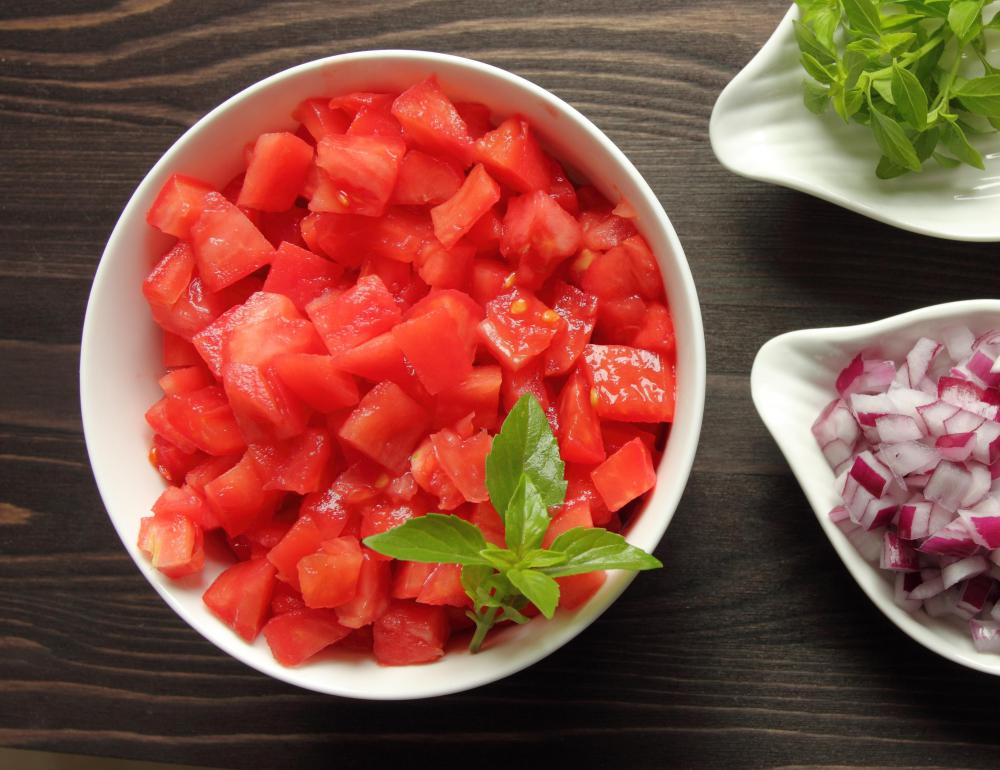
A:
[80,51,706,698]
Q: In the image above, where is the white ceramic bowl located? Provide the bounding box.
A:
[711,4,1000,242]
[752,300,1000,676]
[80,50,706,699]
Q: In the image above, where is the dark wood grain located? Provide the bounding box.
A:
[2,2,1000,768]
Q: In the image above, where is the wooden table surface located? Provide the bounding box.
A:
[3,1,1000,768]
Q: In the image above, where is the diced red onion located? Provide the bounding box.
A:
[960,511,1000,548]
[894,572,922,612]
[906,337,941,387]
[880,531,919,572]
[938,376,1000,419]
[849,451,892,498]
[916,400,960,436]
[941,555,990,590]
[918,518,981,557]
[966,350,1000,388]
[923,461,972,512]
[898,501,931,540]
[943,325,975,362]
[880,441,939,477]
[962,463,992,508]
[934,431,975,462]
[875,414,923,443]
[970,620,1000,652]
[957,574,995,615]
[909,568,945,600]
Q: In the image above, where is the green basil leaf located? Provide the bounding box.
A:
[803,80,832,114]
[948,0,985,43]
[913,126,940,161]
[506,568,560,619]
[542,527,663,577]
[880,13,926,31]
[891,62,929,130]
[460,564,495,604]
[872,78,896,105]
[880,32,917,56]
[932,151,962,168]
[497,603,531,624]
[846,37,882,57]
[896,0,949,19]
[480,546,518,570]
[869,107,922,171]
[842,0,882,36]
[875,155,912,179]
[842,49,868,89]
[988,10,1000,30]
[504,475,550,556]
[519,548,569,568]
[954,75,1000,117]
[801,52,836,84]
[363,513,491,565]
[940,120,986,169]
[486,394,566,519]
[794,20,837,66]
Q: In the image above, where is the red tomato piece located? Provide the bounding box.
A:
[470,258,509,306]
[622,235,662,300]
[222,362,310,443]
[430,164,501,249]
[347,101,406,141]
[410,437,465,510]
[306,275,401,359]
[149,434,205,485]
[312,134,406,217]
[500,358,551,413]
[471,501,505,547]
[391,76,474,165]
[595,295,646,345]
[416,563,468,607]
[261,241,344,313]
[544,281,599,376]
[546,160,579,215]
[454,101,493,138]
[334,331,412,385]
[414,238,474,290]
[392,304,477,395]
[203,557,276,641]
[360,498,427,556]
[190,192,274,292]
[137,511,205,579]
[391,149,464,206]
[373,600,450,666]
[580,245,638,301]
[558,368,605,466]
[464,208,503,257]
[433,365,502,431]
[158,364,213,397]
[542,500,593,549]
[268,515,325,589]
[184,453,240,495]
[252,427,333,494]
[143,242,196,308]
[298,536,364,609]
[150,275,258,342]
[338,381,430,472]
[365,207,435,265]
[293,98,350,141]
[163,332,202,369]
[270,353,359,413]
[479,288,563,371]
[238,132,314,212]
[590,437,657,512]
[146,397,199,454]
[475,116,551,192]
[391,561,436,599]
[501,190,582,289]
[258,206,307,248]
[146,173,213,239]
[203,450,282,537]
[557,571,606,610]
[360,254,423,308]
[632,302,676,358]
[580,344,675,423]
[163,385,246,456]
[270,581,307,615]
[335,549,392,628]
[299,212,369,268]
[580,211,638,252]
[602,422,658,457]
[430,428,491,503]
[564,462,611,527]
[263,608,352,667]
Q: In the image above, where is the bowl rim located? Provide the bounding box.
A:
[80,48,707,698]
[751,299,1000,676]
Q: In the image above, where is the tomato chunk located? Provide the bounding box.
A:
[373,600,450,665]
[410,438,464,510]
[149,434,205,484]
[190,192,274,292]
[238,132,314,212]
[338,381,430,472]
[203,557,276,641]
[433,365,502,431]
[430,428,491,503]
[557,571,606,610]
[479,288,563,371]
[391,149,463,206]
[163,385,246,456]
[392,304,475,394]
[268,515,324,589]
[251,427,333,494]
[203,450,282,537]
[558,368,606,466]
[312,133,406,217]
[261,241,343,313]
[590,437,657,512]
[580,344,675,423]
[263,608,352,667]
[306,275,401,358]
[542,500,593,549]
[416,563,468,607]
[430,164,501,249]
[146,173,213,239]
[391,76,474,165]
[143,242,196,308]
[222,361,310,443]
[391,561,435,599]
[544,281,599,376]
[137,511,205,579]
[501,190,582,289]
[632,302,676,358]
[293,98,350,141]
[335,549,391,628]
[271,353,359,413]
[298,536,364,609]
[475,116,551,192]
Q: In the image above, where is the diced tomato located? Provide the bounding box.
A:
[360,254,424,308]
[580,344,674,423]
[268,515,324,589]
[146,173,213,239]
[581,211,638,251]
[546,160,579,215]
[391,77,474,165]
[261,242,343,313]
[433,366,501,431]
[564,462,612,526]
[299,212,367,268]
[632,302,676,358]
[329,91,391,116]
[416,563,468,606]
[189,192,274,292]
[150,276,259,342]
[454,102,493,138]
[138,511,205,579]
[251,427,333,494]
[258,206,307,248]
[270,353,359,414]
[557,571,605,610]
[580,245,638,301]
[591,437,657,512]
[293,98,350,141]
[158,364,213,396]
[299,486,354,542]
[347,100,406,141]
[391,149,463,206]
[414,238,473,290]
[464,208,503,256]
[184,453,240,495]
[306,275,401,359]
[270,580,307,615]
[222,362,310,442]
[470,258,510,306]
[151,482,219,531]
[471,501,505,547]
[338,381,430,472]
[312,133,406,217]
[391,560,435,599]
[603,422,658,457]
[149,433,205,484]
[238,132,314,212]
[163,385,246,456]
[334,331,412,384]
[364,207,435,265]
[596,295,646,344]
[299,536,364,608]
[410,437,464,510]
[163,332,202,369]
[203,450,282,537]
[545,281,599,376]
[501,190,582,289]
[475,116,551,192]
[430,163,501,249]
[500,358,551,412]
[622,235,662,300]
[479,288,563,371]
[373,600,450,665]
[430,428,491,503]
[203,557,276,641]
[542,500,593,549]
[240,512,295,556]
[335,549,391,628]
[143,242,196,308]
[558,368,605,465]
[263,608,352,667]
[393,304,476,394]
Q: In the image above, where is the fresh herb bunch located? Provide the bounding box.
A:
[363,394,662,653]
[794,0,1000,178]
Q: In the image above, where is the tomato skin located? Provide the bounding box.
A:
[202,557,276,641]
[430,164,501,249]
[138,511,205,579]
[163,332,202,369]
[373,600,450,666]
[558,368,606,466]
[393,304,476,395]
[251,427,333,494]
[334,331,414,386]
[590,437,657,512]
[263,608,352,667]
[454,102,493,138]
[410,437,464,510]
[146,173,213,239]
[430,428,491,503]
[542,500,593,549]
[163,385,246,456]
[546,160,579,215]
[433,365,502,432]
[471,501,505,547]
[479,288,563,371]
[268,515,325,589]
[557,571,606,610]
[270,353,359,413]
[501,190,582,289]
[544,282,599,376]
[391,561,436,599]
[312,133,406,217]
[190,192,274,292]
[391,76,474,165]
[335,549,392,628]
[151,482,219,531]
[149,433,205,484]
[238,132,314,212]
[143,242,196,308]
[222,361,311,443]
[298,536,364,609]
[261,242,343,313]
[391,149,463,206]
[338,381,430,472]
[293,98,350,142]
[475,116,551,193]
[631,302,676,358]
[416,563,468,607]
[306,275,401,359]
[203,450,283,537]
[580,344,675,423]
[347,101,406,141]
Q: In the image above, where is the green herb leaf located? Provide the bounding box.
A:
[881,13,926,31]
[869,107,922,171]
[954,75,1000,116]
[363,513,491,565]
[842,0,882,36]
[801,52,837,84]
[794,20,837,66]
[913,126,940,161]
[485,394,565,520]
[988,10,1000,30]
[803,80,832,114]
[875,155,911,179]
[507,568,560,619]
[948,0,985,43]
[461,564,495,603]
[933,151,962,168]
[842,49,868,89]
[504,475,551,556]
[519,548,569,568]
[892,62,929,130]
[940,119,986,168]
[880,32,918,56]
[542,528,663,578]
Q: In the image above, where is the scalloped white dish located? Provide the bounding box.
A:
[710,5,1000,242]
[752,301,1000,676]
